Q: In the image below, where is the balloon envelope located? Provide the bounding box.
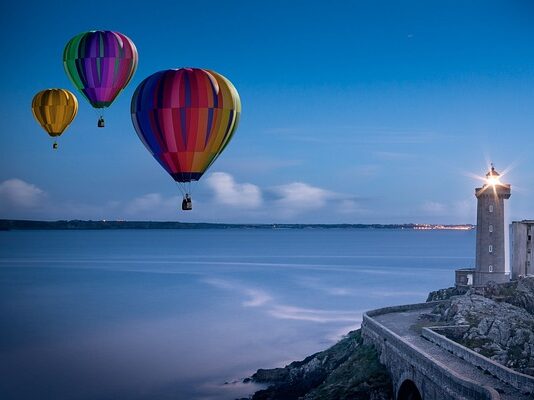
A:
[131,68,241,182]
[31,89,78,137]
[63,30,138,109]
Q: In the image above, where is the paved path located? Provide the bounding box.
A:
[374,306,531,400]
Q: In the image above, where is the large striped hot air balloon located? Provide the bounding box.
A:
[131,68,241,210]
[63,30,138,127]
[31,89,78,149]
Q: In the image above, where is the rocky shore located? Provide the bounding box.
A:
[428,277,534,376]
[245,330,392,400]
[246,277,534,399]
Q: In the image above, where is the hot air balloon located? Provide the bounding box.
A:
[131,68,241,211]
[31,89,78,149]
[63,30,138,127]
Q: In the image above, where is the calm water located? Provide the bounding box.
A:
[0,229,474,400]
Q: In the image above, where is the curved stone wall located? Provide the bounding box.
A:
[362,302,501,400]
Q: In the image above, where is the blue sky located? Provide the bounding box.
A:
[1,0,533,223]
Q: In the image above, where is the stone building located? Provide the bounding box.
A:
[456,165,511,288]
[510,220,534,279]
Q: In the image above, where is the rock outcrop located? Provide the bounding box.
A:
[247,330,392,400]
[426,286,468,301]
[432,277,534,376]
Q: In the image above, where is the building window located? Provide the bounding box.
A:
[489,245,493,253]
[489,224,493,233]
[489,204,494,213]
[489,265,493,272]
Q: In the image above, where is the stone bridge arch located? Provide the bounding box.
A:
[397,379,422,400]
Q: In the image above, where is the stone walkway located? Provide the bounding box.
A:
[374,307,531,400]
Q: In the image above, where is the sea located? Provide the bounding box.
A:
[0,228,475,400]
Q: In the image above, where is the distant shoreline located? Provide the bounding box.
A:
[0,219,475,231]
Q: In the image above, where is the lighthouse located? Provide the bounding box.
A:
[473,164,511,286]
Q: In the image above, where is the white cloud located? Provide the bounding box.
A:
[0,179,45,208]
[272,182,333,213]
[205,172,262,209]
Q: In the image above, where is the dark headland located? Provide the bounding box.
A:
[0,219,474,231]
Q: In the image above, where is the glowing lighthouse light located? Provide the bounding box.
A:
[486,164,502,186]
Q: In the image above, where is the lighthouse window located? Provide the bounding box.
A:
[489,265,493,272]
[489,245,493,253]
[489,225,493,233]
[489,204,494,213]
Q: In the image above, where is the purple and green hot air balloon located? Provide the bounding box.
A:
[63,30,138,127]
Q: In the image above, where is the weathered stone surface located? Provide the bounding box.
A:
[249,330,393,400]
[434,279,534,376]
[426,286,468,302]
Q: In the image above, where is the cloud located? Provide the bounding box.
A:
[0,178,45,208]
[0,173,368,222]
[272,182,333,213]
[205,172,262,209]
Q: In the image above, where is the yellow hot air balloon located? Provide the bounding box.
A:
[31,89,78,149]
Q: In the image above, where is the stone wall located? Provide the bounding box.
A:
[362,302,500,400]
[422,326,534,394]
